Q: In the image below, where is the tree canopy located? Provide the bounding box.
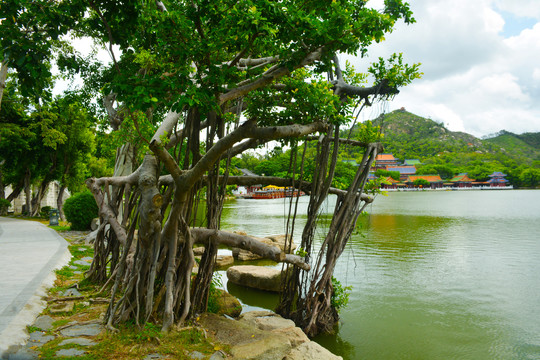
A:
[1,0,421,336]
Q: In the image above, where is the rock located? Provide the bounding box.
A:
[60,323,103,337]
[59,337,96,346]
[283,341,343,360]
[73,259,91,266]
[226,266,283,292]
[26,331,55,348]
[60,288,82,297]
[49,301,74,314]
[239,311,296,331]
[265,234,297,253]
[4,346,39,359]
[215,255,234,268]
[33,315,54,331]
[143,354,167,360]
[198,313,292,360]
[271,326,309,347]
[55,348,87,357]
[189,351,206,359]
[90,218,100,231]
[213,289,242,318]
[209,351,226,360]
[81,256,93,262]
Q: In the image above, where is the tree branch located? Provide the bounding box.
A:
[191,228,310,270]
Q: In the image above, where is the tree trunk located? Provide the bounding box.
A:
[24,170,31,215]
[57,184,66,221]
[0,60,8,112]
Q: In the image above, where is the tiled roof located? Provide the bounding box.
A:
[450,174,475,182]
[406,175,443,183]
[489,171,507,177]
[375,153,396,161]
[386,165,416,174]
[488,178,509,183]
[382,176,399,184]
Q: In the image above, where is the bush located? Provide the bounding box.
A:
[63,191,98,230]
[0,198,11,215]
[40,206,52,219]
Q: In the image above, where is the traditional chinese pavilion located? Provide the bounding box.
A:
[488,171,509,187]
[449,173,475,188]
[405,175,444,189]
[373,153,399,170]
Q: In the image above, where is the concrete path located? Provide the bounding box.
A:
[0,217,71,358]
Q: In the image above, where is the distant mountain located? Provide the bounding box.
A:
[483,130,540,161]
[362,109,540,165]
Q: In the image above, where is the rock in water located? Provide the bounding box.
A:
[226,265,283,292]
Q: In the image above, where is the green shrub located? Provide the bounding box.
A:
[331,277,352,313]
[0,198,11,215]
[63,191,98,230]
[40,206,52,219]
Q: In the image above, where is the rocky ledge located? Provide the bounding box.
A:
[199,311,342,360]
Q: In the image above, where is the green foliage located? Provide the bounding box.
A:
[40,206,53,219]
[519,168,540,188]
[207,274,224,314]
[0,198,11,214]
[413,178,430,187]
[63,191,98,230]
[375,169,400,181]
[331,277,352,313]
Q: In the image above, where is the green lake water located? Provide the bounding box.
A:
[219,190,540,360]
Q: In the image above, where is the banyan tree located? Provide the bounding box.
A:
[2,0,420,336]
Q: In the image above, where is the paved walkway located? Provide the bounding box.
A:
[0,217,71,357]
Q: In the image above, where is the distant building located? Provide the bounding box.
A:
[5,181,70,214]
[488,172,510,187]
[405,175,444,189]
[449,173,475,188]
[373,153,399,170]
[386,165,417,181]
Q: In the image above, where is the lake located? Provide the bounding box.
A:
[219,190,540,360]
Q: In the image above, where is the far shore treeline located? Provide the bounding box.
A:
[233,110,540,189]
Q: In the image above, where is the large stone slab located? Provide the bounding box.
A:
[26,331,55,348]
[32,315,54,331]
[59,337,96,346]
[198,313,292,360]
[55,348,87,357]
[226,266,283,292]
[239,311,295,331]
[283,341,343,360]
[60,323,103,337]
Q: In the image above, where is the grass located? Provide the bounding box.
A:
[33,229,226,359]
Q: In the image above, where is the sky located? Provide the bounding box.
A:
[345,0,540,138]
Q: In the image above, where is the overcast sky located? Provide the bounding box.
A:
[345,0,540,137]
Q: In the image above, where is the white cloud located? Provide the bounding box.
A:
[348,0,540,137]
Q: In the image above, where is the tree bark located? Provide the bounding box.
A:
[0,60,8,112]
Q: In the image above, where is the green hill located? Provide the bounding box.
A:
[364,109,540,166]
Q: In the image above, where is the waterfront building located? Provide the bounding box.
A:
[488,171,510,187]
[386,165,417,181]
[405,175,444,189]
[449,173,475,188]
[373,153,399,170]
